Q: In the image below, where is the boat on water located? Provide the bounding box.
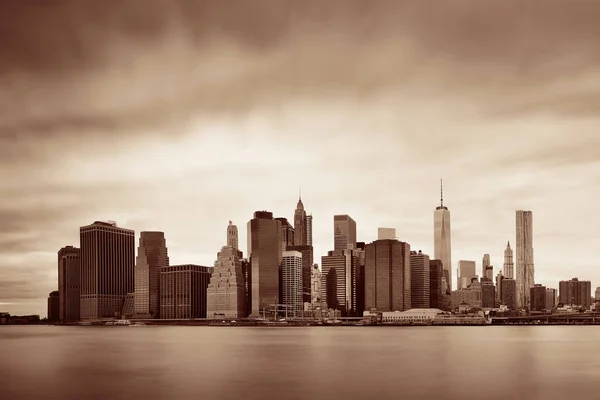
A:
[129,322,146,327]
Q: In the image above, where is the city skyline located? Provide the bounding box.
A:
[2,1,600,316]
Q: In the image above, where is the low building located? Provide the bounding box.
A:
[501,278,517,309]
[481,283,495,309]
[559,278,592,309]
[160,264,212,319]
[546,288,557,310]
[121,293,135,318]
[530,284,546,311]
[47,291,60,322]
[372,308,444,323]
[451,281,482,309]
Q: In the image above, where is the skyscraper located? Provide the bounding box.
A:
[281,251,303,317]
[321,249,361,316]
[364,239,411,312]
[287,244,313,304]
[57,246,80,322]
[311,264,321,306]
[247,211,282,317]
[458,260,476,290]
[515,210,534,308]
[559,278,592,308]
[482,254,490,278]
[207,244,247,318]
[334,215,357,251]
[503,241,514,279]
[306,214,313,246]
[160,264,212,319]
[134,231,169,318]
[275,217,295,250]
[434,180,452,292]
[429,259,443,309]
[80,221,135,320]
[227,221,238,250]
[410,250,430,309]
[294,197,308,246]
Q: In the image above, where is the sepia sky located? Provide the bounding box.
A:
[1,0,600,316]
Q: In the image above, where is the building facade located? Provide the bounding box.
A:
[47,291,60,322]
[458,260,477,290]
[80,221,135,320]
[275,217,295,250]
[160,264,212,319]
[501,278,517,310]
[434,180,452,292]
[227,221,238,250]
[134,231,169,318]
[377,228,396,240]
[429,259,443,309]
[364,239,411,312]
[293,197,308,246]
[333,215,357,252]
[207,245,247,318]
[58,246,81,322]
[530,284,546,311]
[410,250,430,309]
[546,288,557,310]
[559,278,592,308]
[311,264,322,306]
[503,242,514,279]
[481,283,495,308]
[288,244,314,304]
[281,251,303,317]
[482,254,490,279]
[515,210,535,308]
[248,211,282,317]
[321,249,361,316]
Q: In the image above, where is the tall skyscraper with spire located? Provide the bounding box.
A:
[433,180,452,293]
[290,192,314,304]
[516,210,534,308]
[294,191,308,246]
[503,241,514,279]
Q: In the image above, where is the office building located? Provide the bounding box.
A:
[354,242,366,317]
[450,282,482,309]
[207,245,247,319]
[294,197,308,246]
[501,278,517,309]
[281,251,303,317]
[515,210,535,308]
[496,271,504,303]
[559,278,592,308]
[321,249,360,316]
[275,217,295,250]
[530,284,546,311]
[481,282,496,308]
[434,180,452,292]
[134,231,169,318]
[429,259,443,309]
[288,244,313,304]
[47,291,59,322]
[458,260,477,290]
[247,211,282,316]
[503,242,514,279]
[364,239,411,312]
[546,288,557,310]
[311,264,322,306]
[482,254,490,279]
[377,228,396,240]
[485,265,493,280]
[306,214,313,246]
[80,221,135,320]
[57,246,81,322]
[160,264,212,319]
[334,215,357,251]
[410,250,430,309]
[595,287,600,300]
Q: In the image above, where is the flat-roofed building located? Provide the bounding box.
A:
[410,250,430,309]
[501,278,517,310]
[47,291,59,322]
[282,251,303,317]
[160,264,212,319]
[530,284,546,311]
[559,278,592,308]
[58,246,81,322]
[321,249,361,316]
[546,288,557,310]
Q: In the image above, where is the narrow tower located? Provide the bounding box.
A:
[433,179,452,293]
[515,210,534,308]
[294,190,308,246]
[227,221,238,250]
[503,241,514,279]
[482,254,490,278]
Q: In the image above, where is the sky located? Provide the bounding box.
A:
[1,0,600,316]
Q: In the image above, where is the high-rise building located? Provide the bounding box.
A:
[334,215,357,252]
[377,228,396,240]
[354,242,366,317]
[321,249,361,316]
[275,217,295,250]
[481,282,496,308]
[434,180,452,292]
[207,245,247,318]
[306,214,313,246]
[546,288,557,310]
[134,231,169,318]
[294,197,308,246]
[58,246,81,322]
[247,211,282,317]
[410,250,430,309]
[503,242,514,279]
[288,244,313,304]
[281,251,303,317]
[485,265,494,281]
[458,260,476,290]
[530,284,546,311]
[429,259,443,309]
[496,271,504,303]
[80,221,135,320]
[559,278,592,308]
[482,254,490,279]
[364,239,411,312]
[515,210,534,308]
[501,278,517,309]
[311,264,321,306]
[47,291,59,322]
[227,221,238,250]
[160,264,212,319]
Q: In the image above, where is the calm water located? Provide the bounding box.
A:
[1,325,599,400]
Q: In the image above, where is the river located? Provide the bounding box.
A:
[1,325,598,400]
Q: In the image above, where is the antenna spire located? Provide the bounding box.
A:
[299,184,302,200]
[440,178,444,207]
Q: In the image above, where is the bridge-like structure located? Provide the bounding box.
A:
[491,312,600,325]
